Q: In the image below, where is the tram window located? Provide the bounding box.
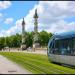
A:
[49,42,53,53]
[59,38,74,56]
[72,38,75,56]
[59,39,69,55]
[67,38,74,56]
[49,41,55,54]
[61,39,68,55]
[69,38,73,56]
[54,40,60,54]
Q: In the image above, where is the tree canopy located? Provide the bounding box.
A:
[0,31,53,50]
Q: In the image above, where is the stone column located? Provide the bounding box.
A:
[33,9,39,51]
[21,18,26,50]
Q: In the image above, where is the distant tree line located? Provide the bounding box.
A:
[0,30,53,50]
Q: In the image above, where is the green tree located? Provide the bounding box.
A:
[25,32,33,48]
[11,34,21,48]
[0,31,53,49]
[38,30,52,47]
[5,33,21,48]
[0,37,5,50]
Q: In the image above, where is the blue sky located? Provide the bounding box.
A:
[0,1,38,30]
[64,16,75,23]
[0,1,75,37]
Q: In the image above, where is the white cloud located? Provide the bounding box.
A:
[37,1,75,33]
[4,18,13,24]
[1,1,75,37]
[0,1,11,9]
[23,1,75,34]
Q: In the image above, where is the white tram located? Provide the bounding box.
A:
[47,31,75,66]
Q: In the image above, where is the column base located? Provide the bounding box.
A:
[21,44,26,50]
[33,43,40,51]
[33,43,40,48]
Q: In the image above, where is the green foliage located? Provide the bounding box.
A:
[0,31,53,49]
[0,37,5,50]
[0,52,75,74]
[38,30,52,46]
[25,32,33,47]
[5,33,21,48]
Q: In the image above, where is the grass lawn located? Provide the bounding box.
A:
[0,52,75,74]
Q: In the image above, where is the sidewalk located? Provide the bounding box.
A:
[0,49,47,55]
[24,49,47,55]
[0,55,31,74]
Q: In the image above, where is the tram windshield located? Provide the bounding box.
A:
[49,37,75,56]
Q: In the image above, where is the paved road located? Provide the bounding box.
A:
[0,55,31,74]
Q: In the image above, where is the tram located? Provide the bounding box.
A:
[47,31,75,66]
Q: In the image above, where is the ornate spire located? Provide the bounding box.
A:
[22,18,25,25]
[34,9,38,18]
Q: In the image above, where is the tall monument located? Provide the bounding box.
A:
[33,9,39,51]
[21,18,26,50]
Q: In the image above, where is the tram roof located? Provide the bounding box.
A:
[54,31,75,39]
